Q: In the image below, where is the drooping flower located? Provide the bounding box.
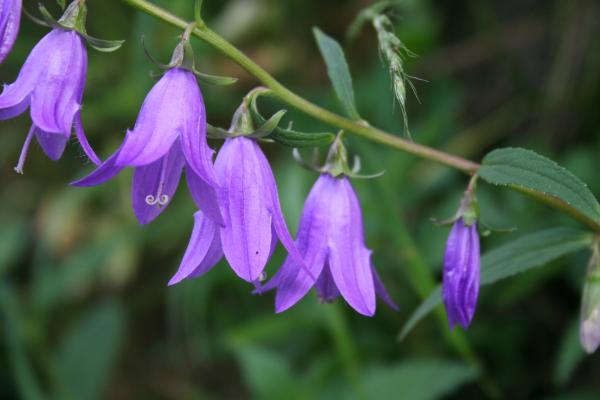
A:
[169,135,309,284]
[259,173,397,316]
[442,218,480,329]
[0,0,21,64]
[580,244,600,354]
[0,27,99,172]
[73,66,218,224]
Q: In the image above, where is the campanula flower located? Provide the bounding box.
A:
[580,244,600,353]
[259,173,397,316]
[443,218,480,329]
[72,66,218,225]
[0,28,99,172]
[169,135,309,284]
[0,0,21,64]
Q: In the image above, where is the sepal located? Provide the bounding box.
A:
[249,88,335,147]
[192,69,238,86]
[34,2,124,52]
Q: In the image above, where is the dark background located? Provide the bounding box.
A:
[1,0,599,399]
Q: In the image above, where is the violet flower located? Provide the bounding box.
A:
[261,173,398,316]
[72,66,219,225]
[169,135,308,284]
[0,0,21,64]
[0,28,99,172]
[442,218,480,329]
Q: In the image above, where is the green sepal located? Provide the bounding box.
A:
[141,36,175,70]
[37,5,64,29]
[249,89,334,148]
[249,110,287,138]
[193,69,238,86]
[81,34,124,53]
[207,124,233,139]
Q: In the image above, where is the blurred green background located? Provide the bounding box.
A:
[1,0,599,399]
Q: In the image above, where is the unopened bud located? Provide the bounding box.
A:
[580,244,600,353]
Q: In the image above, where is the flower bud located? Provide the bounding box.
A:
[580,244,600,353]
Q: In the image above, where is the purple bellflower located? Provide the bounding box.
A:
[169,135,310,284]
[260,173,398,316]
[73,35,220,225]
[443,217,480,329]
[0,0,21,64]
[440,184,481,329]
[0,27,99,172]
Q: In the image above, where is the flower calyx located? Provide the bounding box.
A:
[432,176,480,227]
[25,1,124,52]
[142,22,237,86]
[293,132,384,179]
[207,88,287,140]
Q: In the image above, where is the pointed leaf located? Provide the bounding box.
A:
[360,360,477,400]
[399,228,594,340]
[313,27,361,119]
[56,302,126,400]
[478,148,600,230]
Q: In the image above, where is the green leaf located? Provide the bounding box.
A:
[250,91,335,147]
[553,319,585,387]
[0,284,46,400]
[313,27,361,120]
[56,302,126,400]
[359,360,476,400]
[478,148,600,230]
[237,347,301,400]
[399,228,593,340]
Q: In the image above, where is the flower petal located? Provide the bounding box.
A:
[116,68,202,168]
[179,80,218,187]
[268,174,332,312]
[131,142,185,225]
[327,176,376,316]
[0,0,21,64]
[73,112,101,165]
[372,265,399,311]
[186,163,224,226]
[34,126,68,161]
[168,211,223,286]
[30,30,85,135]
[253,138,313,281]
[71,148,125,187]
[315,264,340,303]
[216,137,272,282]
[442,219,480,329]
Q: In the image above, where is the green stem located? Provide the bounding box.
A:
[121,0,600,234]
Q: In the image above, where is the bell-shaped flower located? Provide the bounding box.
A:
[169,135,309,284]
[580,244,600,354]
[72,66,219,225]
[443,217,480,329]
[259,173,397,316]
[0,27,99,172]
[0,0,21,64]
